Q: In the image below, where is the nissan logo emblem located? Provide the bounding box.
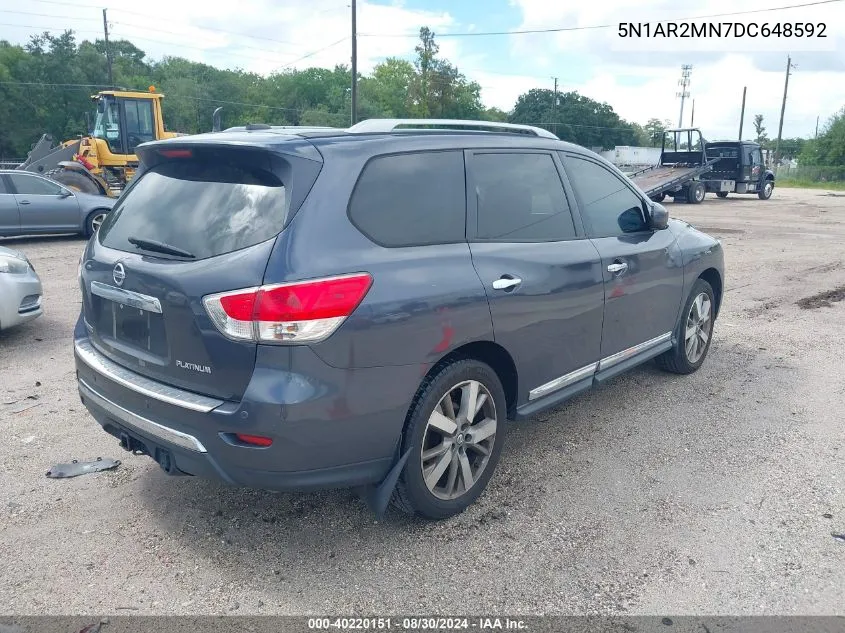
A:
[113,263,126,287]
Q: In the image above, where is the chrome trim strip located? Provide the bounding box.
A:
[90,281,162,314]
[528,362,597,401]
[598,332,672,371]
[78,378,207,453]
[527,331,674,401]
[74,338,224,413]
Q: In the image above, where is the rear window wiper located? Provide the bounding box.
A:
[127,237,195,259]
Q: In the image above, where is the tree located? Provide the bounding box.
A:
[753,114,768,144]
[644,118,669,147]
[509,88,640,149]
[800,109,845,166]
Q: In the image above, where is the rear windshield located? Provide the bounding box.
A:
[98,157,290,260]
[707,146,739,158]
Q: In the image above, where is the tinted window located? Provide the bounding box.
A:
[471,153,576,242]
[563,155,647,238]
[99,157,289,260]
[8,173,63,196]
[348,151,465,247]
[124,99,155,152]
[708,146,739,158]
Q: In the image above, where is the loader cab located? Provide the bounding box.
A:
[91,90,166,158]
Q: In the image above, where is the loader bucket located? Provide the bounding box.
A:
[17,137,80,174]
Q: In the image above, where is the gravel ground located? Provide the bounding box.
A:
[1,187,843,616]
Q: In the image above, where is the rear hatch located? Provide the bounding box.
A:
[79,140,322,400]
[705,145,741,180]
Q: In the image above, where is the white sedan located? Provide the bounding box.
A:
[0,245,43,331]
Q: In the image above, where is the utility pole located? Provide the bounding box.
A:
[350,0,358,125]
[102,8,113,88]
[738,86,747,140]
[774,55,794,167]
[690,99,695,127]
[815,115,819,138]
[552,77,558,134]
[676,64,692,128]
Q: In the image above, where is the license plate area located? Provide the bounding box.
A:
[95,297,168,356]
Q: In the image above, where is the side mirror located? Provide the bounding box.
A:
[59,189,73,199]
[649,202,669,230]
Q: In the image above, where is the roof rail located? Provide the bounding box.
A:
[347,118,559,140]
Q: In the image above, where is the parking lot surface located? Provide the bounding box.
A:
[1,187,844,615]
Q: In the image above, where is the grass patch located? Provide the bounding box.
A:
[776,178,845,191]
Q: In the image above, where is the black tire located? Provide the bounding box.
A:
[655,278,716,375]
[391,359,507,520]
[686,182,706,204]
[650,193,666,203]
[85,209,110,237]
[47,169,101,195]
[716,191,729,198]
[758,179,774,200]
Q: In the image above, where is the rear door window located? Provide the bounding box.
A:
[348,151,466,247]
[469,152,576,242]
[98,154,293,260]
[8,173,64,195]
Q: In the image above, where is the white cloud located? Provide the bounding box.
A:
[0,0,454,75]
[503,0,845,138]
[2,0,843,139]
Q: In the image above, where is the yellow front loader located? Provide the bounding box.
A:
[16,87,184,197]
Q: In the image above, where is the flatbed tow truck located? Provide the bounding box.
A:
[629,128,718,204]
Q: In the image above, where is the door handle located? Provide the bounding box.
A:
[607,262,628,274]
[492,276,522,291]
[19,200,31,205]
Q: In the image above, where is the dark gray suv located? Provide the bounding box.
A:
[74,119,724,519]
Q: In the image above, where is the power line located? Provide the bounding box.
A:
[27,0,346,47]
[274,36,350,71]
[0,21,102,36]
[360,0,844,37]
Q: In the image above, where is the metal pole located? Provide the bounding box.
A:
[350,0,358,125]
[774,55,792,167]
[676,65,692,128]
[102,9,113,88]
[552,77,558,134]
[738,86,747,140]
[690,99,695,127]
[815,115,819,138]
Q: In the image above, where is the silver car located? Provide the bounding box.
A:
[0,246,43,331]
[0,170,116,238]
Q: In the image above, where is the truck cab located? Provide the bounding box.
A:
[703,141,775,200]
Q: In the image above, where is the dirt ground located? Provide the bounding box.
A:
[1,187,843,616]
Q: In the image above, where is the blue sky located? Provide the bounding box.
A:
[1,0,844,139]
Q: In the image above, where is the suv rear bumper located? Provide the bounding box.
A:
[74,325,421,492]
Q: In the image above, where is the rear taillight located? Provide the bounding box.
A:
[202,273,372,344]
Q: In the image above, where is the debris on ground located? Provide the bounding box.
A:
[46,457,121,478]
[832,533,845,542]
[796,285,845,309]
[78,619,109,633]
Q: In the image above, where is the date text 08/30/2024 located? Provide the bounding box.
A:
[308,617,528,630]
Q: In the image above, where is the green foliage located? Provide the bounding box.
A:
[643,118,671,147]
[0,28,493,158]
[753,114,768,144]
[508,88,642,149]
[799,109,845,167]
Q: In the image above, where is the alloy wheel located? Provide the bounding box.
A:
[91,213,107,232]
[420,380,497,501]
[684,292,712,363]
